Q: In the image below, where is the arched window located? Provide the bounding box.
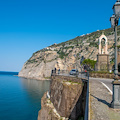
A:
[98,35,108,54]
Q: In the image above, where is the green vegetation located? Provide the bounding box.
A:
[89,42,98,47]
[57,50,68,59]
[46,57,58,62]
[82,59,97,69]
[69,50,73,53]
[117,45,120,48]
[64,46,74,49]
[26,26,120,64]
[49,110,52,115]
[35,63,40,67]
[27,59,38,64]
[44,77,51,79]
[110,60,114,64]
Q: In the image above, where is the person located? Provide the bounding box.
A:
[55,68,56,74]
[51,69,53,76]
[58,69,60,74]
[85,70,87,76]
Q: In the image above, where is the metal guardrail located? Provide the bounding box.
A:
[51,69,88,78]
[84,72,89,120]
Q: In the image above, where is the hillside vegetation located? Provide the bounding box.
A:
[19,26,120,80]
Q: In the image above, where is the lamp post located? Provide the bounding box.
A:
[110,0,120,109]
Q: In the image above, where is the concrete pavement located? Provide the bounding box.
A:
[90,79,120,120]
[89,77,113,93]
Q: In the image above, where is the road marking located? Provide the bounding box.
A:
[101,82,113,95]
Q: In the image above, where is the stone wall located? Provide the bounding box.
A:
[95,54,110,71]
[89,72,114,79]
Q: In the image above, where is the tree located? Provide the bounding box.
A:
[82,59,96,70]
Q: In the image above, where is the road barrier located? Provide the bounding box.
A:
[84,72,89,120]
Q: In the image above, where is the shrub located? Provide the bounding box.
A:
[57,50,68,59]
[82,59,97,70]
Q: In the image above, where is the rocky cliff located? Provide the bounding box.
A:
[38,75,86,120]
[19,27,120,80]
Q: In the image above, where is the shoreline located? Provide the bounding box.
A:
[18,75,51,81]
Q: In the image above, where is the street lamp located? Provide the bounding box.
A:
[110,0,120,109]
[113,0,120,18]
[110,14,115,28]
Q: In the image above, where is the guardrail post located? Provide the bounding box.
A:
[84,72,89,120]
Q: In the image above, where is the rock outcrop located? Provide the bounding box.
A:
[38,92,67,120]
[38,75,86,120]
[19,51,58,80]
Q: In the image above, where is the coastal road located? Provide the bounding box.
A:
[59,72,114,94]
[89,77,114,94]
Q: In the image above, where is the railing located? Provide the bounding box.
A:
[51,69,88,78]
[84,72,89,120]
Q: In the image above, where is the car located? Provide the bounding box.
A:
[69,69,79,75]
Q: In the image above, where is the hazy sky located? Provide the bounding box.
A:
[0,0,116,72]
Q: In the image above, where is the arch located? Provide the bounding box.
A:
[98,34,108,54]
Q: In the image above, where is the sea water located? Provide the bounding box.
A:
[0,71,50,120]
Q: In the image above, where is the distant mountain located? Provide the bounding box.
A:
[19,26,120,80]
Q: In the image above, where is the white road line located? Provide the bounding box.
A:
[101,82,113,95]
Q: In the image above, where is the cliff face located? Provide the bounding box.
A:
[38,75,85,120]
[38,92,67,120]
[19,51,58,80]
[19,27,120,80]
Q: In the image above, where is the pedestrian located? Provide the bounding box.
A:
[85,70,87,76]
[58,69,60,74]
[51,69,53,76]
[55,68,56,74]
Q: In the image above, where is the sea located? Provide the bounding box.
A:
[0,71,50,120]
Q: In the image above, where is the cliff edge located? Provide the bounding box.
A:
[38,75,86,120]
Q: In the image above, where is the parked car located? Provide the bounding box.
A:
[69,69,79,75]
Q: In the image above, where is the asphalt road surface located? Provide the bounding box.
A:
[89,77,114,92]
[59,72,114,93]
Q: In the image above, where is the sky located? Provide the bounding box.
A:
[0,0,116,72]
